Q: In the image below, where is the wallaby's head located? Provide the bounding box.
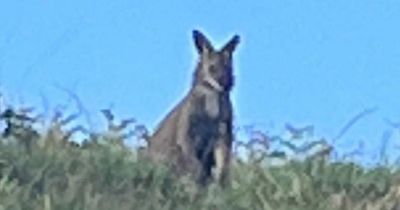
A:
[192,30,240,92]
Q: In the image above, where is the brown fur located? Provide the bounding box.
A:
[147,30,240,186]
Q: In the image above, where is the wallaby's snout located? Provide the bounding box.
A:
[192,30,240,92]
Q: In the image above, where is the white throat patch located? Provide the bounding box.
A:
[204,76,223,92]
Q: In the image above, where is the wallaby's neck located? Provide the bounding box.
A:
[192,78,233,94]
[191,82,230,98]
[192,74,231,93]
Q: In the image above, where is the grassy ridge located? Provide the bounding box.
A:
[0,107,399,210]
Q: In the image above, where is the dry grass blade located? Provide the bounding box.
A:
[333,107,378,144]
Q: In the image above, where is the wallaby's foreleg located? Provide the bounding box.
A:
[214,141,230,187]
[214,122,231,187]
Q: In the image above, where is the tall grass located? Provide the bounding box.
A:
[0,105,399,210]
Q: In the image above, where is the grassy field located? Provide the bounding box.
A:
[0,106,399,210]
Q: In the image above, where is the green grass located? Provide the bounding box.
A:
[0,107,399,210]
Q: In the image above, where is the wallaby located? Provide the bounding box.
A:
[147,30,240,186]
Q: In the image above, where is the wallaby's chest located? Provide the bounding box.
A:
[192,90,231,121]
[184,90,231,138]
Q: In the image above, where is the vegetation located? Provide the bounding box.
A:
[0,102,399,210]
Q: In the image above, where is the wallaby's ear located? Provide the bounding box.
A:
[221,34,240,55]
[193,30,214,54]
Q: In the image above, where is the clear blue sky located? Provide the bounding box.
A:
[1,0,400,165]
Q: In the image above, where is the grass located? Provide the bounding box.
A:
[0,106,399,210]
